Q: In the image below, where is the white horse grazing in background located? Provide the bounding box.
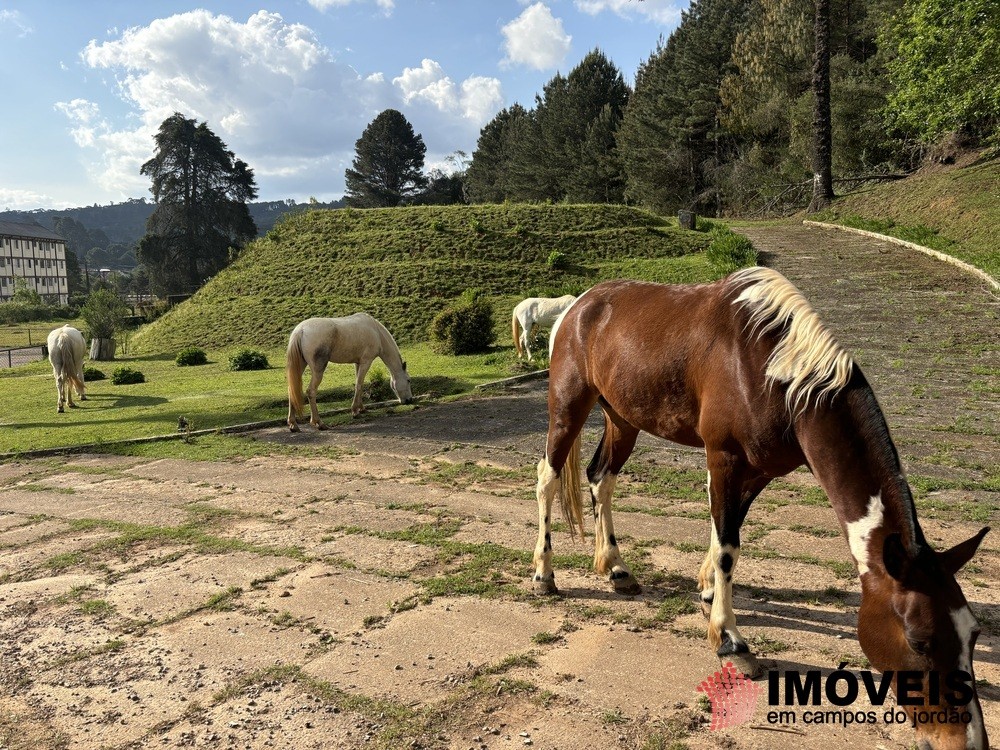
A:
[286,313,413,432]
[47,325,87,413]
[511,295,576,360]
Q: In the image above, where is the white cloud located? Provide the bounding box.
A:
[66,10,500,201]
[501,3,571,71]
[0,188,73,211]
[308,0,395,14]
[574,0,682,26]
[393,60,503,121]
[0,9,33,37]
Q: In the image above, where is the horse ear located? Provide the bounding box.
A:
[940,527,990,576]
[883,533,913,582]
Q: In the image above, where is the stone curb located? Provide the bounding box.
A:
[475,368,549,390]
[0,395,427,461]
[803,220,999,291]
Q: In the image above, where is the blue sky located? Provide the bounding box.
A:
[0,1,683,210]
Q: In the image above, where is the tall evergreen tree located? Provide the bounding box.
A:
[344,109,428,208]
[619,0,749,213]
[138,113,257,294]
[531,50,630,202]
[465,104,530,202]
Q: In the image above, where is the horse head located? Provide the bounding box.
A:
[392,360,413,404]
[858,527,990,750]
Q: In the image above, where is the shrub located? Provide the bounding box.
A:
[110,366,145,385]
[83,367,106,381]
[706,228,759,275]
[546,251,569,270]
[81,289,128,339]
[429,290,496,355]
[175,347,208,367]
[229,348,269,371]
[365,366,395,402]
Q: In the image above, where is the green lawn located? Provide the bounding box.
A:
[0,342,525,455]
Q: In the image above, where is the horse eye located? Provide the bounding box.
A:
[907,637,931,655]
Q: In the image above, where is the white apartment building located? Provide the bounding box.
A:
[0,220,70,305]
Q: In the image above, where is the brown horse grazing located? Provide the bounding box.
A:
[535,268,989,750]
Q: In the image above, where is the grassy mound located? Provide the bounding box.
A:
[811,154,1000,280]
[131,204,713,353]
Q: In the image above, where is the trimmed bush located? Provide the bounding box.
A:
[175,347,208,367]
[229,348,269,371]
[365,367,395,402]
[111,366,145,385]
[83,367,106,381]
[429,289,496,355]
[705,228,759,275]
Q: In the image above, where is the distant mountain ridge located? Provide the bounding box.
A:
[0,197,347,260]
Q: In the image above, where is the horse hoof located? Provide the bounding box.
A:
[533,577,559,595]
[316,423,329,431]
[80,395,87,401]
[288,424,300,433]
[57,406,64,413]
[721,651,764,680]
[611,571,642,595]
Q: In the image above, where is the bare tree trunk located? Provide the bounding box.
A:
[809,0,834,212]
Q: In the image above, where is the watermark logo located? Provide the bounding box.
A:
[696,661,762,730]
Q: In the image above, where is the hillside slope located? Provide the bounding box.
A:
[131,204,713,353]
[814,154,1000,280]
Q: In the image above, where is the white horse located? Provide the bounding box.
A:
[511,295,577,360]
[286,313,413,432]
[47,325,87,413]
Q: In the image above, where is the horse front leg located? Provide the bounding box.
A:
[352,359,373,417]
[704,450,761,678]
[699,473,770,617]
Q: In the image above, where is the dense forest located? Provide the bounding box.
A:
[465,0,999,216]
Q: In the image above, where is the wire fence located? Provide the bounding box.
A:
[0,345,47,369]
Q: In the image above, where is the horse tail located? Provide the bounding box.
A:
[65,336,85,395]
[512,310,523,358]
[559,434,585,539]
[286,327,306,417]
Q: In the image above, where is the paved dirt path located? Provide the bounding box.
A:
[0,224,997,750]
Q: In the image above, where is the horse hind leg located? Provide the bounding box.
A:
[533,388,597,595]
[55,372,66,413]
[533,457,561,594]
[588,411,641,594]
[305,359,329,429]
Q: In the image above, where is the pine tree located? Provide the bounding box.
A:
[619,0,749,213]
[465,104,530,202]
[138,113,257,294]
[344,109,428,207]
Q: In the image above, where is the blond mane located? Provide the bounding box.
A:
[729,267,854,414]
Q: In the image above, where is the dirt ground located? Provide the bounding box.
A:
[0,224,997,750]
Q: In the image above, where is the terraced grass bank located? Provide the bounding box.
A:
[131,204,713,353]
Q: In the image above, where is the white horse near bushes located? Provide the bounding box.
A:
[47,325,87,413]
[286,313,413,432]
[511,295,576,360]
